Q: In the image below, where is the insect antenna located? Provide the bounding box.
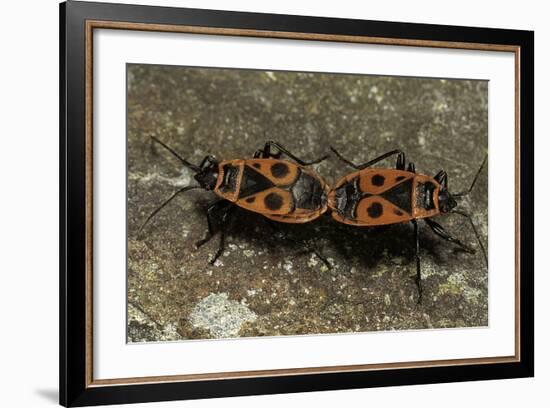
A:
[451,209,488,267]
[150,136,201,172]
[137,185,202,236]
[453,154,488,198]
[330,146,359,169]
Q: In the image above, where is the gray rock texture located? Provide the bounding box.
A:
[127,64,488,342]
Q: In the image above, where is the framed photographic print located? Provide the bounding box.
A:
[60,1,534,406]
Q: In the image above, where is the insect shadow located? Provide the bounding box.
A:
[194,200,469,280]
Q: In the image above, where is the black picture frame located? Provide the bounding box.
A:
[60,1,534,406]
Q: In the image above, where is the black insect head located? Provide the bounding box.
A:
[438,189,457,213]
[194,156,219,191]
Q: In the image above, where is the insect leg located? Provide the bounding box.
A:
[407,162,416,173]
[210,205,237,265]
[411,219,423,304]
[424,218,476,254]
[253,143,277,159]
[434,170,448,188]
[330,147,405,170]
[396,152,406,170]
[263,219,332,269]
[257,141,328,165]
[195,198,226,248]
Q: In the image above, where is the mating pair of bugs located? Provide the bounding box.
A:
[140,137,487,303]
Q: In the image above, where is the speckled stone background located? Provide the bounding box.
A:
[127,64,488,342]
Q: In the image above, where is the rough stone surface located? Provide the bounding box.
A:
[189,293,257,339]
[127,64,488,342]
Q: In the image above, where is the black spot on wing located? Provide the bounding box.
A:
[245,197,256,203]
[394,209,404,216]
[271,162,290,178]
[367,202,383,218]
[372,174,385,186]
[252,163,261,169]
[264,192,284,211]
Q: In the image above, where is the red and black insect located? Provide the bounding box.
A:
[139,137,331,266]
[328,146,488,302]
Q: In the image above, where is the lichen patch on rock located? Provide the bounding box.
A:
[189,293,257,339]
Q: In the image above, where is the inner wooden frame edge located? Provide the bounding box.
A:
[84,19,521,388]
